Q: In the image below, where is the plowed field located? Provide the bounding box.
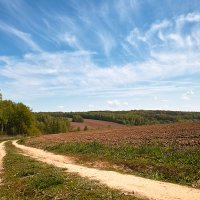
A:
[26,122,200,148]
[69,118,124,130]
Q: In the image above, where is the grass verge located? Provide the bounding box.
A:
[44,142,200,187]
[0,142,138,200]
[0,135,24,142]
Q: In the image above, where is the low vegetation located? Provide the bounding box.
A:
[0,142,138,200]
[44,142,200,187]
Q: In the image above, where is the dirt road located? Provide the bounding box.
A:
[13,140,200,200]
[0,142,6,184]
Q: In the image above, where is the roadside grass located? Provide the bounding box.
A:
[44,142,200,187]
[0,135,24,142]
[0,142,138,200]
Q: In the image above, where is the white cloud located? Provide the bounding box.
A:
[126,28,146,47]
[59,32,81,49]
[181,90,194,101]
[0,21,41,51]
[107,99,120,106]
[0,11,200,111]
[1,46,200,101]
[176,13,200,30]
[98,31,116,56]
[150,20,171,33]
[124,13,200,88]
[126,12,200,50]
[107,100,128,106]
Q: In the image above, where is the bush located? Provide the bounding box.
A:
[84,126,88,131]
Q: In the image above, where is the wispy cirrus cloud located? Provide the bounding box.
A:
[98,31,116,56]
[0,0,200,111]
[126,12,200,51]
[0,21,41,52]
[1,10,200,97]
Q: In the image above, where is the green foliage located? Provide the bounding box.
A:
[0,98,70,136]
[0,100,39,135]
[35,113,70,134]
[47,142,200,187]
[72,114,84,122]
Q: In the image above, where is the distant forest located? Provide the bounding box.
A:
[46,110,200,126]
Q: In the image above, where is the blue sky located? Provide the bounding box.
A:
[0,0,200,112]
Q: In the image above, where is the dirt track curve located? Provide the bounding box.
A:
[0,142,6,184]
[13,140,200,200]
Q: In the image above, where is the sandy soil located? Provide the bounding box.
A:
[13,140,200,200]
[0,142,6,184]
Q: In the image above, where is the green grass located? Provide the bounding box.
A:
[0,142,138,200]
[45,142,200,187]
[0,135,23,142]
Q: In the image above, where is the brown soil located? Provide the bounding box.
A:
[26,121,200,148]
[69,118,125,131]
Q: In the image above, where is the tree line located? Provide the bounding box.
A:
[0,100,70,136]
[47,110,200,126]
[35,113,70,134]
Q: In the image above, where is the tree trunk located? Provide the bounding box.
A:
[1,123,3,133]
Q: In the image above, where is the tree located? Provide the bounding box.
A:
[0,99,39,136]
[0,100,14,134]
[35,113,70,134]
[0,92,70,136]
[72,114,84,122]
[0,89,2,101]
[12,103,36,135]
